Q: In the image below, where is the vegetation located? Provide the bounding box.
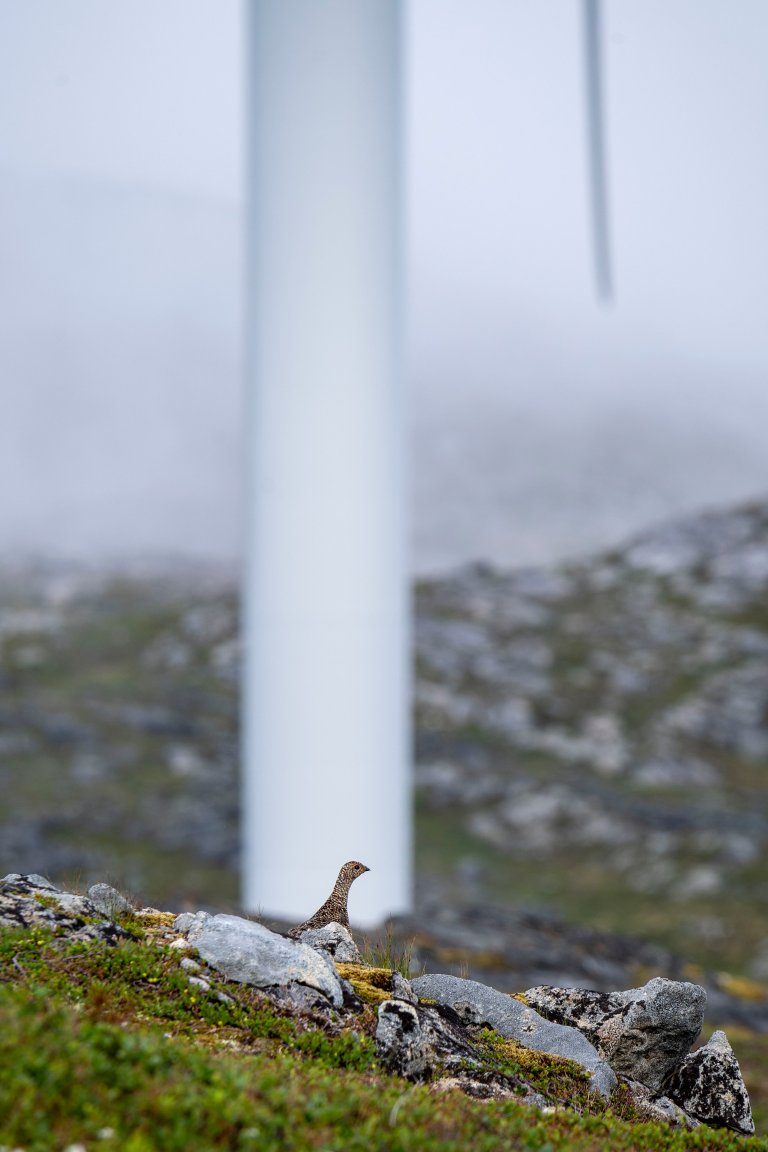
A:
[1,923,768,1151]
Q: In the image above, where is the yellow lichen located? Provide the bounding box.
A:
[335,963,397,1004]
[136,910,177,928]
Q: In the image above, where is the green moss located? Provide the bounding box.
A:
[473,1027,597,1108]
[1,925,768,1150]
[32,892,60,910]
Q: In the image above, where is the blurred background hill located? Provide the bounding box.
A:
[2,496,768,981]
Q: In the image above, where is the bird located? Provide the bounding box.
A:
[287,860,370,937]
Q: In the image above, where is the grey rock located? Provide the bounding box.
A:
[24,873,59,890]
[430,1073,549,1109]
[267,981,337,1014]
[376,1000,435,1079]
[297,921,361,963]
[622,1080,699,1129]
[87,883,133,918]
[375,997,479,1081]
[0,874,130,944]
[525,977,705,1092]
[174,910,211,935]
[665,1030,754,1135]
[179,957,201,973]
[412,973,616,1098]
[179,912,343,1008]
[187,975,210,991]
[391,971,419,1005]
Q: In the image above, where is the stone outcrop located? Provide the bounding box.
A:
[621,1080,699,1130]
[0,874,757,1137]
[174,911,344,1008]
[412,973,616,1099]
[87,882,134,918]
[296,922,362,964]
[0,873,132,945]
[375,998,478,1080]
[665,1030,754,1135]
[525,977,706,1092]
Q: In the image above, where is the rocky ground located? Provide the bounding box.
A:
[2,498,768,993]
[0,874,759,1146]
[414,498,768,978]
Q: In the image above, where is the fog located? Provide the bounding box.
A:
[2,0,767,571]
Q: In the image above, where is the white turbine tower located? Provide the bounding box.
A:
[242,0,611,926]
[243,0,409,925]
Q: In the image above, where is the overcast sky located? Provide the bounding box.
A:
[1,1,767,569]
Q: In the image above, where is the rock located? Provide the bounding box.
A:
[430,1072,549,1109]
[22,873,58,889]
[177,912,343,1008]
[665,1030,754,1135]
[0,873,131,945]
[174,910,210,934]
[525,977,706,1092]
[411,973,616,1098]
[375,998,480,1081]
[296,922,362,963]
[87,883,134,918]
[376,1000,435,1079]
[391,971,419,1005]
[622,1080,699,1129]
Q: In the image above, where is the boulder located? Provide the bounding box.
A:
[376,1000,434,1079]
[0,873,131,944]
[87,883,134,918]
[176,912,343,1008]
[665,1030,754,1135]
[525,977,705,1092]
[391,971,419,1005]
[296,922,362,963]
[375,997,482,1081]
[621,1080,699,1129]
[411,973,616,1098]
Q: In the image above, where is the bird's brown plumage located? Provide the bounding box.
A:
[288,860,370,937]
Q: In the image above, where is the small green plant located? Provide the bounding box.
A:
[360,923,419,978]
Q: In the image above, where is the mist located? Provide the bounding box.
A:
[1,0,768,571]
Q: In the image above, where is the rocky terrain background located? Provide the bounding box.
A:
[2,498,768,999]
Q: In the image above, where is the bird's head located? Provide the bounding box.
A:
[339,860,370,885]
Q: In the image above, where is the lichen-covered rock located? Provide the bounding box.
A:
[621,1079,699,1129]
[412,973,616,1098]
[391,971,419,1005]
[174,910,211,935]
[0,873,131,944]
[525,977,705,1092]
[376,1000,435,1078]
[375,998,480,1080]
[296,922,361,963]
[430,1072,549,1109]
[87,883,134,918]
[177,912,343,1008]
[665,1030,754,1135]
